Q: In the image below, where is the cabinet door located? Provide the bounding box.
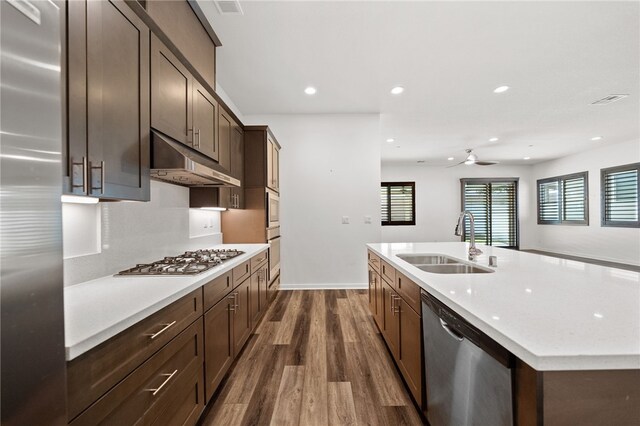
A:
[398,299,423,406]
[204,296,233,402]
[368,266,377,316]
[258,265,269,313]
[151,34,192,145]
[249,271,260,328]
[218,108,232,172]
[66,0,88,196]
[382,283,400,359]
[231,126,244,208]
[375,271,384,329]
[269,236,281,282]
[273,144,280,191]
[192,81,218,160]
[232,279,251,356]
[266,136,276,191]
[86,0,150,201]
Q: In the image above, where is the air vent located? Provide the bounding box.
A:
[214,0,243,15]
[591,94,629,105]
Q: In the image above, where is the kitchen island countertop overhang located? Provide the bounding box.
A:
[367,242,640,371]
[64,244,269,361]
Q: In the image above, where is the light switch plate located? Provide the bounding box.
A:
[342,216,350,224]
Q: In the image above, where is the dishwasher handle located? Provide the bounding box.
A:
[439,318,464,341]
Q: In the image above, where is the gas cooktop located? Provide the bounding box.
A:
[116,249,244,276]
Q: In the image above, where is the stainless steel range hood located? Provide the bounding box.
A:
[150,130,240,187]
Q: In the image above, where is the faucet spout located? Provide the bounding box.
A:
[455,211,483,261]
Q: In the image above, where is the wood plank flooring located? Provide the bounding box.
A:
[200,290,425,426]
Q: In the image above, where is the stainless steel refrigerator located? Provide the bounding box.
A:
[1,0,66,424]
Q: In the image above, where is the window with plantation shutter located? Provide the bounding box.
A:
[601,163,640,228]
[537,172,588,225]
[460,179,518,248]
[381,182,415,226]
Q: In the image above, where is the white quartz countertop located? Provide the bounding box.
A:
[64,244,269,361]
[367,242,640,371]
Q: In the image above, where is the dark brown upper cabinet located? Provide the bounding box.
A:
[244,126,281,192]
[151,34,219,161]
[66,0,150,201]
[218,110,244,209]
[145,0,217,90]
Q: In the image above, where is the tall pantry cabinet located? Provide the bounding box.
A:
[221,126,281,296]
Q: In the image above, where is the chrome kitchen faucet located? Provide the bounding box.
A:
[455,211,483,261]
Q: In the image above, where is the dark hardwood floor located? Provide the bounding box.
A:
[199,289,425,425]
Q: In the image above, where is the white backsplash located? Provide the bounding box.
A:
[63,180,222,286]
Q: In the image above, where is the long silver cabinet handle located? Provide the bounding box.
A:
[146,321,176,340]
[71,157,88,193]
[90,160,105,195]
[228,294,236,311]
[145,369,178,396]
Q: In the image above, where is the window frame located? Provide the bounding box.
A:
[601,162,640,228]
[460,178,520,250]
[536,171,589,226]
[381,181,416,226]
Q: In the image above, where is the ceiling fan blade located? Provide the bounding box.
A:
[475,161,499,166]
[446,161,466,168]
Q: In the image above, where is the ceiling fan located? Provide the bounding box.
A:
[448,149,498,168]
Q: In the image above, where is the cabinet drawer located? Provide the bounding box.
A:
[70,319,204,426]
[396,272,422,316]
[367,250,380,273]
[67,289,202,420]
[380,260,396,287]
[266,226,280,240]
[233,260,251,287]
[250,250,269,274]
[203,271,233,312]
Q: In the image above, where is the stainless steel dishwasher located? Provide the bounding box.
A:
[422,291,514,426]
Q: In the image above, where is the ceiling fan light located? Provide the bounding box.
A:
[464,159,475,165]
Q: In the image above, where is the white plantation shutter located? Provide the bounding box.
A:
[381,182,415,226]
[537,172,588,225]
[461,179,518,248]
[602,163,640,227]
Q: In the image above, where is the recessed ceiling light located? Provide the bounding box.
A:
[493,85,510,93]
[396,145,401,148]
[523,157,531,160]
[447,157,454,161]
[489,137,499,142]
[304,86,317,95]
[386,138,395,143]
[591,136,603,141]
[390,86,404,95]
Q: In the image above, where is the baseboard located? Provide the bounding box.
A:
[279,283,368,290]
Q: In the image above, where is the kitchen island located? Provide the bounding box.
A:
[367,242,640,426]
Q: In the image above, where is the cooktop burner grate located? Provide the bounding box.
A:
[116,249,244,276]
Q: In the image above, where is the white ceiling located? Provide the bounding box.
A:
[198,1,639,165]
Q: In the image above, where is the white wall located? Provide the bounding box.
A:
[63,180,222,286]
[531,139,640,265]
[244,114,382,289]
[381,163,535,248]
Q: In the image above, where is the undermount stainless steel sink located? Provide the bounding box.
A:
[396,253,460,265]
[417,264,494,274]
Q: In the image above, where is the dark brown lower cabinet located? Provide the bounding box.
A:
[233,278,251,356]
[368,266,377,316]
[370,251,423,410]
[70,320,204,426]
[249,270,261,328]
[398,298,423,405]
[382,280,400,360]
[204,296,233,402]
